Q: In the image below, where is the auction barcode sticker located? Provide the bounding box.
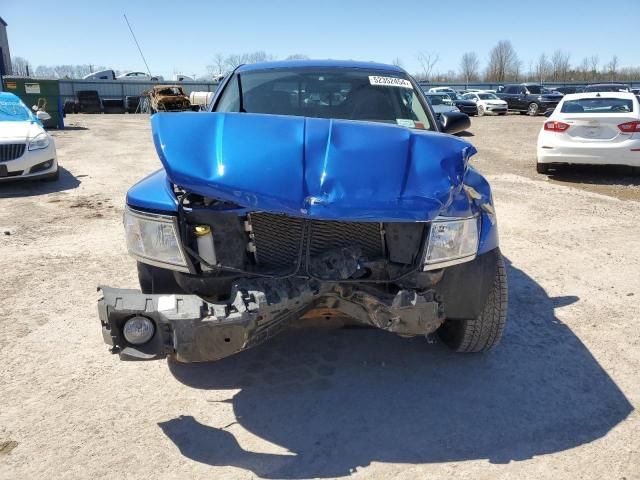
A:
[369,76,413,89]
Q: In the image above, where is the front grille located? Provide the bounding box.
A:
[249,213,384,271]
[0,144,26,162]
[249,213,304,270]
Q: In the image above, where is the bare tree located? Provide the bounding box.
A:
[606,55,619,80]
[485,40,519,82]
[589,55,599,80]
[286,54,310,60]
[551,50,571,82]
[391,57,404,68]
[579,57,591,81]
[11,57,32,76]
[534,54,551,83]
[416,52,439,81]
[459,52,479,84]
[207,53,227,76]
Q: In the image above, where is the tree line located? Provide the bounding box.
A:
[10,51,310,81]
[416,40,638,84]
[10,44,639,84]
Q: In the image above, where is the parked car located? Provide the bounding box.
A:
[461,92,508,116]
[497,83,563,116]
[423,92,461,119]
[82,70,116,81]
[443,92,479,116]
[97,60,506,363]
[536,92,640,173]
[145,85,192,113]
[427,86,456,95]
[173,74,194,82]
[631,88,640,95]
[117,71,164,82]
[553,86,585,95]
[0,92,58,181]
[583,83,629,93]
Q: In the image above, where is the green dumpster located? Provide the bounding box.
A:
[2,76,64,129]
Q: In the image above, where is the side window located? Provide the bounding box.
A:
[215,75,240,112]
[504,86,515,94]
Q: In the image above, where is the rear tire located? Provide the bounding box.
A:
[536,162,550,174]
[437,252,508,352]
[477,104,485,116]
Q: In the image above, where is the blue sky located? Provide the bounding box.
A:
[3,0,638,77]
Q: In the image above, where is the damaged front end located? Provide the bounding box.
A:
[98,112,500,362]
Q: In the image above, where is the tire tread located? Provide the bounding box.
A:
[439,253,508,352]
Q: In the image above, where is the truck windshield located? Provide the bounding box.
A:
[215,68,432,130]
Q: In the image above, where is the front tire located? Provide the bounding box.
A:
[41,168,59,182]
[527,102,539,116]
[536,162,550,174]
[437,252,508,352]
[137,262,182,294]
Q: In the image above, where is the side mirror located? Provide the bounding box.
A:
[36,111,51,121]
[32,105,38,111]
[440,111,470,135]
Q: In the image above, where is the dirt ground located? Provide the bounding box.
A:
[0,114,638,479]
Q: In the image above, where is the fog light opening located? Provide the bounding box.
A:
[29,159,54,174]
[122,316,155,345]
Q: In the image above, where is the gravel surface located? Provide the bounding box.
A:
[0,114,638,479]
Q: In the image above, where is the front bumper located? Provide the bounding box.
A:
[0,144,58,181]
[98,249,501,363]
[485,104,508,114]
[537,140,640,167]
[98,281,444,362]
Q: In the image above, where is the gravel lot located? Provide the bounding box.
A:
[1,114,638,479]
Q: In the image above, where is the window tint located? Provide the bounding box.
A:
[215,68,432,130]
[525,85,543,94]
[216,76,241,112]
[560,98,633,114]
[478,93,498,100]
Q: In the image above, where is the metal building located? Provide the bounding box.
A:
[0,17,11,76]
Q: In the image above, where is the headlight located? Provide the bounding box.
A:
[28,132,50,151]
[423,216,479,270]
[124,207,188,271]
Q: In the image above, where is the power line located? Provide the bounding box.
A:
[123,14,151,76]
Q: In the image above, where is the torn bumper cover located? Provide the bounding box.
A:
[98,280,444,362]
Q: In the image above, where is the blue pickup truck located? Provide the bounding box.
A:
[98,60,507,363]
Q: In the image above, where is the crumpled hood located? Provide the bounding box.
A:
[151,112,476,221]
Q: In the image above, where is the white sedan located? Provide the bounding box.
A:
[0,92,58,182]
[116,71,164,82]
[461,92,508,116]
[536,92,640,173]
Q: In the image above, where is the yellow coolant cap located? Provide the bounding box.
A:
[194,225,212,236]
